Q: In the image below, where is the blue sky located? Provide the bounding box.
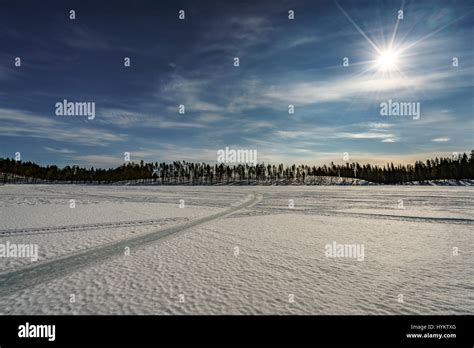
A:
[0,0,473,168]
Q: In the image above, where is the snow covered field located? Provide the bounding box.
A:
[0,184,472,314]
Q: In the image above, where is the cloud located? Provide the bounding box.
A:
[199,16,274,55]
[98,108,207,129]
[158,74,223,113]
[275,130,314,139]
[284,37,321,50]
[431,137,450,142]
[61,27,112,51]
[73,155,125,167]
[44,147,76,154]
[261,72,462,106]
[367,122,394,129]
[336,132,395,140]
[0,108,126,146]
[195,114,225,123]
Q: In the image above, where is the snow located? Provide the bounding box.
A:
[0,184,472,314]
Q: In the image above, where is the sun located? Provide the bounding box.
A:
[376,49,399,72]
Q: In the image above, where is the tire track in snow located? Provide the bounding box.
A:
[229,209,474,225]
[0,193,262,297]
[0,218,188,237]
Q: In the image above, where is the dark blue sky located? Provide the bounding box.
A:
[0,0,473,167]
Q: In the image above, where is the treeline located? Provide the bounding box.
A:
[1,151,473,185]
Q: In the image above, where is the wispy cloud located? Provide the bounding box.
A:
[336,132,395,140]
[98,108,207,129]
[61,27,112,51]
[0,108,126,146]
[261,70,472,107]
[44,147,76,154]
[432,137,450,142]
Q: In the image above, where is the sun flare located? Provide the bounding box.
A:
[376,49,399,72]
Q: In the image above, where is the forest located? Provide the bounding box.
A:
[1,151,473,185]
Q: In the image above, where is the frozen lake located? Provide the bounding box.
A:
[0,184,472,314]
